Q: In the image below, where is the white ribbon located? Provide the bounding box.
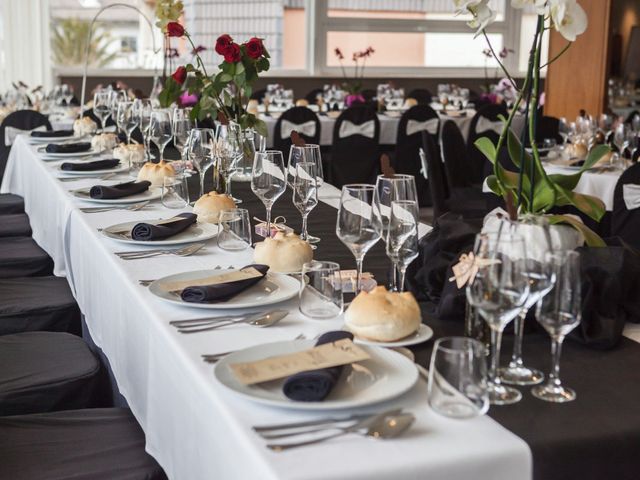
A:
[4,125,46,146]
[406,118,439,137]
[419,147,428,179]
[475,116,504,135]
[338,119,375,139]
[280,119,316,140]
[623,184,640,210]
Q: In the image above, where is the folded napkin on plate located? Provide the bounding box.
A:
[180,264,270,303]
[31,129,74,138]
[45,142,91,154]
[131,212,197,241]
[61,159,120,172]
[89,180,151,200]
[283,331,354,402]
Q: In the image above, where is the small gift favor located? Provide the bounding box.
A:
[339,270,376,293]
[253,216,293,238]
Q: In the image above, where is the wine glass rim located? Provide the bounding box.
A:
[376,173,413,180]
[434,336,484,354]
[342,183,374,190]
[291,144,320,149]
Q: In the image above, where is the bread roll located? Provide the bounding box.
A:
[295,99,309,107]
[115,144,145,167]
[246,99,259,115]
[403,98,418,108]
[253,232,313,273]
[192,192,236,223]
[91,133,118,151]
[73,117,97,137]
[135,159,175,186]
[345,286,421,342]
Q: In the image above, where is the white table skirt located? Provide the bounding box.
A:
[1,136,532,480]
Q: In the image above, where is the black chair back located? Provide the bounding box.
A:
[250,89,266,103]
[625,110,640,124]
[421,131,449,219]
[407,89,433,105]
[273,106,321,157]
[395,105,439,206]
[441,120,473,190]
[467,104,507,184]
[305,88,323,105]
[1,110,51,180]
[612,163,640,248]
[82,108,115,128]
[330,106,380,188]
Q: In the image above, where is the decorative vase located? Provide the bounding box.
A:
[230,127,258,182]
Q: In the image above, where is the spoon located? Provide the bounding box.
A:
[177,310,288,334]
[267,412,415,451]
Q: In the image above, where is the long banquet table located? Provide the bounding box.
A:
[3,135,640,479]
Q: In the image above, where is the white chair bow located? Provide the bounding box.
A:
[4,125,46,146]
[406,118,439,137]
[623,184,640,210]
[338,119,375,139]
[475,116,504,135]
[280,119,316,140]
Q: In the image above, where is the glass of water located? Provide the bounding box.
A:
[217,209,252,251]
[161,173,189,209]
[299,261,343,319]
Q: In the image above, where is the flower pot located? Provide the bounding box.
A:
[230,127,257,182]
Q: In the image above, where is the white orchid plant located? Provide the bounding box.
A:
[457,0,608,246]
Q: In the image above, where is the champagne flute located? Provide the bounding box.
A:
[336,184,381,293]
[532,251,581,403]
[386,200,419,292]
[466,232,530,405]
[172,108,192,160]
[134,99,153,160]
[292,162,318,244]
[251,150,286,237]
[215,124,242,203]
[110,90,127,136]
[116,101,138,145]
[287,144,324,243]
[187,128,215,199]
[149,109,173,162]
[93,90,111,133]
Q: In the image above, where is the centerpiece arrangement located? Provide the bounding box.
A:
[333,46,375,106]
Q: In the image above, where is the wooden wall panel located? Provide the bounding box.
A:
[545,0,612,119]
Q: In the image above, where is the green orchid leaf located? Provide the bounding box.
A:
[554,185,606,221]
[581,144,611,172]
[531,178,556,212]
[547,214,606,247]
[474,137,497,164]
[486,175,502,196]
[254,118,268,138]
[547,172,582,191]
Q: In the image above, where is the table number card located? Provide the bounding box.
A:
[230,339,370,385]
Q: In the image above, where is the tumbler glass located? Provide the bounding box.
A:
[217,209,252,251]
[299,261,343,319]
[161,173,189,209]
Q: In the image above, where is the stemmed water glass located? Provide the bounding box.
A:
[336,184,381,293]
[172,108,192,161]
[466,232,530,405]
[386,200,419,292]
[251,150,286,237]
[116,101,138,145]
[93,90,111,133]
[532,251,582,403]
[61,84,74,106]
[288,144,323,243]
[187,128,215,199]
[373,174,418,291]
[134,99,153,160]
[149,110,173,162]
[292,162,319,244]
[614,123,630,155]
[215,124,242,203]
[110,90,127,136]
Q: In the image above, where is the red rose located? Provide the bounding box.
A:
[223,43,241,63]
[172,66,187,85]
[166,22,185,37]
[215,34,233,55]
[245,37,264,59]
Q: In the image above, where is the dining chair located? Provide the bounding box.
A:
[611,162,640,248]
[273,106,321,158]
[0,237,54,278]
[441,119,474,190]
[0,213,32,237]
[407,88,433,105]
[0,110,51,180]
[466,104,508,185]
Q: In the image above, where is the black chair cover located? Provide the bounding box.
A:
[250,88,266,102]
[361,89,376,101]
[522,114,563,145]
[0,214,31,237]
[611,163,640,248]
[0,276,80,336]
[441,120,473,189]
[272,106,321,157]
[421,131,448,217]
[1,110,51,180]
[82,108,115,128]
[0,237,53,278]
[625,110,640,124]
[330,106,380,188]
[0,408,167,480]
[467,104,508,184]
[407,88,433,105]
[305,88,323,105]
[0,332,101,416]
[395,105,440,207]
[0,194,24,214]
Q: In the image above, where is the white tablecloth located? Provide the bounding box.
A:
[1,135,532,480]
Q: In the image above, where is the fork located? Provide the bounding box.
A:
[201,333,307,363]
[115,243,205,260]
[80,201,150,214]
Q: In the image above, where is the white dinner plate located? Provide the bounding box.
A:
[214,340,418,411]
[149,269,300,310]
[71,186,162,204]
[57,164,129,176]
[100,219,218,245]
[38,145,100,159]
[547,160,582,171]
[28,135,78,144]
[346,323,434,348]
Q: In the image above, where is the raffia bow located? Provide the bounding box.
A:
[252,216,288,232]
[449,252,501,289]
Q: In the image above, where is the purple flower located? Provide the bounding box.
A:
[179,91,199,107]
[345,93,365,107]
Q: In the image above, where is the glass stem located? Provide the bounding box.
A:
[549,336,564,388]
[227,172,233,197]
[391,260,398,291]
[355,257,364,293]
[509,310,527,368]
[489,325,504,387]
[301,214,309,241]
[159,145,165,163]
[265,206,272,238]
[399,266,408,292]
[127,132,132,145]
[199,172,205,199]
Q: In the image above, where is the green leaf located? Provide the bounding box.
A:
[554,185,606,221]
[547,214,606,247]
[581,144,611,172]
[218,72,232,83]
[253,118,268,138]
[486,175,502,196]
[474,137,497,164]
[547,173,582,191]
[531,179,556,212]
[158,77,182,108]
[235,62,245,75]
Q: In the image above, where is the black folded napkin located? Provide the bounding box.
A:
[31,129,74,138]
[181,264,270,303]
[61,159,120,172]
[131,212,197,241]
[89,180,151,200]
[283,331,354,402]
[45,142,91,154]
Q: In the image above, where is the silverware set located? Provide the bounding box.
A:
[115,243,205,260]
[171,309,288,334]
[80,201,150,214]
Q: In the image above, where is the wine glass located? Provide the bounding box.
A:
[187,128,215,199]
[110,90,127,136]
[466,232,530,405]
[134,99,153,160]
[532,251,582,403]
[373,174,418,291]
[251,150,286,237]
[172,108,192,160]
[93,90,111,133]
[287,144,324,243]
[613,123,630,154]
[117,101,138,145]
[215,124,242,203]
[149,109,173,162]
[336,184,381,293]
[292,162,319,244]
[386,200,419,292]
[61,84,73,106]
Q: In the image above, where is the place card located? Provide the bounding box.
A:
[108,216,188,236]
[229,338,370,385]
[162,267,265,293]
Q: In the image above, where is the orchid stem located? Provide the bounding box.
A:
[482,31,519,92]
